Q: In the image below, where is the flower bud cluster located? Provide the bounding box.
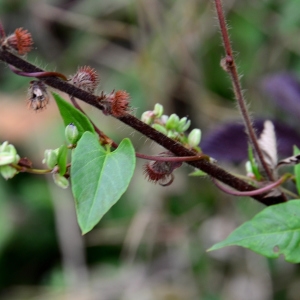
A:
[41,124,77,189]
[42,148,69,189]
[141,103,201,150]
[0,141,20,179]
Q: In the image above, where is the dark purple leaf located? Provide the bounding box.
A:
[201,120,300,163]
[262,73,300,119]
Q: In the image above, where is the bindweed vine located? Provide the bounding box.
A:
[2,1,300,263]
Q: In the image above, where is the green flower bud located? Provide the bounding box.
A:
[0,165,18,179]
[0,141,20,165]
[188,129,201,148]
[177,117,191,133]
[0,141,9,152]
[182,120,191,132]
[177,117,187,130]
[65,123,79,144]
[0,153,17,166]
[141,111,154,125]
[53,173,69,189]
[167,131,178,139]
[153,103,164,118]
[161,115,169,125]
[152,123,168,135]
[43,149,59,169]
[165,114,180,130]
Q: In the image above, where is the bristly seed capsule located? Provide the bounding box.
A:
[27,80,49,111]
[69,66,99,94]
[1,27,33,55]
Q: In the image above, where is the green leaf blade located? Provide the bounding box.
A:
[71,132,136,234]
[208,200,300,263]
[52,92,95,139]
[57,144,68,175]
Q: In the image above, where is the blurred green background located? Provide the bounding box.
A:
[1,0,300,299]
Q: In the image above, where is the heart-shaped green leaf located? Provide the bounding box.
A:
[208,200,300,263]
[71,132,136,234]
[52,92,95,138]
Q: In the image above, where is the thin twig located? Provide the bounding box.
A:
[8,64,68,80]
[214,0,274,182]
[11,163,52,174]
[211,176,286,197]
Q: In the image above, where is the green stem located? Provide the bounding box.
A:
[11,163,52,174]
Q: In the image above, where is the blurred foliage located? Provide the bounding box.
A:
[1,0,300,299]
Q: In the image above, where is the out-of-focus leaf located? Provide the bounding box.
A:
[0,184,14,254]
[262,73,300,120]
[202,120,300,163]
[208,200,300,263]
[189,169,207,176]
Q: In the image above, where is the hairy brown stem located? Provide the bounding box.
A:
[135,153,209,162]
[214,0,274,182]
[0,49,285,206]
